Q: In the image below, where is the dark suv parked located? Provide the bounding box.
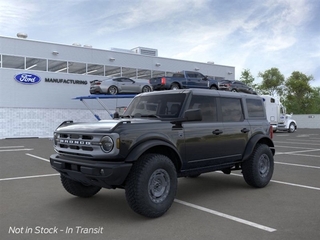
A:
[50,89,275,218]
[219,80,257,94]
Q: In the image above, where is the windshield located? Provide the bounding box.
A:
[123,93,187,119]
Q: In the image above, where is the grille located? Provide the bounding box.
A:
[56,133,94,152]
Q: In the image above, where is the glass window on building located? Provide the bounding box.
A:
[68,62,86,74]
[122,67,137,78]
[48,60,68,73]
[105,65,121,78]
[165,72,175,77]
[152,70,165,77]
[137,69,151,79]
[2,55,24,69]
[87,64,104,75]
[26,57,47,71]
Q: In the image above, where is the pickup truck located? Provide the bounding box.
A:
[149,71,219,90]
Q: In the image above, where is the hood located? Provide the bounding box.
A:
[56,118,161,133]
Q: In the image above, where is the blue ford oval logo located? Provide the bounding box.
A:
[14,73,41,85]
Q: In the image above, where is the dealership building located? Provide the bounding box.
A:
[0,35,235,139]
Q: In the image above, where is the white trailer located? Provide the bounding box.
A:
[261,95,297,133]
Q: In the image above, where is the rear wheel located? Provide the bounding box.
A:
[60,174,101,198]
[125,154,177,218]
[108,85,118,95]
[170,83,180,90]
[242,144,274,188]
[231,89,237,92]
[210,85,218,90]
[142,85,152,92]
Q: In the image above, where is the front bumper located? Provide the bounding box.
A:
[50,154,132,188]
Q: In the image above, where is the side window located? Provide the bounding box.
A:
[187,73,196,78]
[221,98,243,122]
[195,73,204,79]
[246,99,265,118]
[188,95,217,122]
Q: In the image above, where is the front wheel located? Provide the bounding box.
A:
[288,123,296,133]
[60,174,101,198]
[210,85,218,90]
[125,154,177,218]
[242,144,274,188]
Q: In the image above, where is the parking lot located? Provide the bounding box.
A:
[1,129,319,240]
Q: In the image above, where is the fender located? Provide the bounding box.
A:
[125,139,182,167]
[242,134,275,161]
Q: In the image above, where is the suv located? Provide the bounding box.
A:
[218,80,257,95]
[50,89,275,218]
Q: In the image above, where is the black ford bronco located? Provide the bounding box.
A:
[50,89,275,218]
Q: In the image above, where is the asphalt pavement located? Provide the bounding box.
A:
[1,129,319,240]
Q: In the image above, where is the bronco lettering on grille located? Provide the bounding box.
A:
[59,139,91,145]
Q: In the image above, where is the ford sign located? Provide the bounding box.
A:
[14,73,41,85]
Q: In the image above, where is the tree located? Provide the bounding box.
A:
[240,69,255,87]
[257,68,285,96]
[284,71,316,114]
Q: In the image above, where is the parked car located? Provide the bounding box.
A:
[149,71,219,90]
[90,77,152,95]
[218,80,257,94]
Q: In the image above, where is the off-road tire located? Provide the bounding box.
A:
[125,153,177,218]
[60,174,101,198]
[242,144,274,188]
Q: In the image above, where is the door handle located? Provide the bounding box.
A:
[212,129,223,135]
[241,128,250,133]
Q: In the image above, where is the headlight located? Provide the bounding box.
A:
[53,133,58,145]
[100,136,114,153]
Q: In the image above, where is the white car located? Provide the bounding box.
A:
[90,77,152,95]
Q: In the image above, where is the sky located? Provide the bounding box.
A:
[1,0,319,87]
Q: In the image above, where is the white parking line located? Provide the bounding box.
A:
[275,145,317,150]
[276,149,320,155]
[270,180,320,191]
[174,199,276,232]
[0,173,59,181]
[26,153,49,162]
[0,148,33,152]
[0,146,25,149]
[275,161,320,169]
[288,153,320,158]
[228,173,320,191]
[274,141,320,146]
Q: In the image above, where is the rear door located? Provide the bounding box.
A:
[218,97,250,160]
